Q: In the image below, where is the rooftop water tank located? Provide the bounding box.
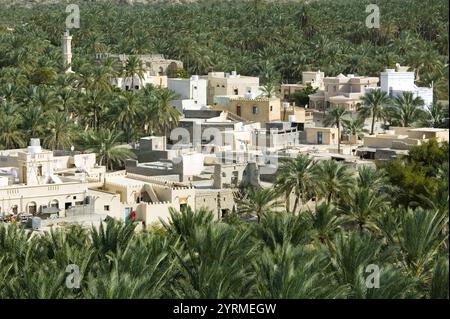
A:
[27,138,42,154]
[231,70,238,77]
[191,75,199,81]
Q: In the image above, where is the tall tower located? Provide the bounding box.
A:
[62,28,73,73]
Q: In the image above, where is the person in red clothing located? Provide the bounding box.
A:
[129,210,136,221]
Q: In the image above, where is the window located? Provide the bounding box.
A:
[125,85,129,91]
[234,88,239,95]
[134,85,139,90]
[252,106,258,114]
[236,105,241,116]
[270,105,273,111]
[193,86,198,90]
[37,165,42,177]
[73,196,77,200]
[104,205,110,211]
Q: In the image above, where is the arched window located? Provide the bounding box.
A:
[50,200,59,208]
[27,202,37,215]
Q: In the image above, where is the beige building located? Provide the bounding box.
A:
[305,127,339,145]
[0,138,236,225]
[0,139,108,218]
[309,74,379,112]
[97,53,183,77]
[362,127,449,149]
[213,95,281,127]
[201,71,260,105]
[281,71,325,100]
[111,72,167,91]
[281,104,313,123]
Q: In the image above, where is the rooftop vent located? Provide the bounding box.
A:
[27,138,42,154]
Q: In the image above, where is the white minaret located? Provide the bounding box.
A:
[62,28,73,73]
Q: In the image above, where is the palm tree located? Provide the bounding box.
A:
[0,114,25,149]
[274,154,316,214]
[391,208,447,290]
[360,89,391,135]
[390,91,425,127]
[330,232,382,296]
[307,202,342,246]
[20,105,45,139]
[422,101,448,128]
[235,187,281,223]
[259,82,278,98]
[151,89,181,139]
[123,55,145,90]
[341,187,388,234]
[83,129,136,171]
[324,106,348,154]
[313,160,354,204]
[253,243,347,298]
[356,165,389,191]
[342,117,365,147]
[43,111,77,150]
[84,90,107,131]
[112,91,142,142]
[56,87,76,113]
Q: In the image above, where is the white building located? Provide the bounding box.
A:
[380,64,433,107]
[168,75,208,112]
[201,71,260,105]
[111,71,168,91]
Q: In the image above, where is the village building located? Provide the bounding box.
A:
[201,71,260,105]
[167,75,208,112]
[380,64,433,107]
[281,70,325,100]
[308,74,379,112]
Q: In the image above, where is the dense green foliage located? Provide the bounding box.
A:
[0,0,448,158]
[1,142,448,299]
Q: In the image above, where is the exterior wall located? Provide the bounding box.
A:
[213,162,260,189]
[283,106,312,123]
[309,74,379,112]
[305,127,338,145]
[167,77,207,107]
[380,69,433,106]
[217,97,281,127]
[195,189,235,220]
[302,71,324,88]
[203,72,260,105]
[89,189,122,216]
[0,182,89,215]
[112,73,167,90]
[172,153,205,177]
[17,150,54,185]
[100,54,183,76]
[363,135,420,149]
